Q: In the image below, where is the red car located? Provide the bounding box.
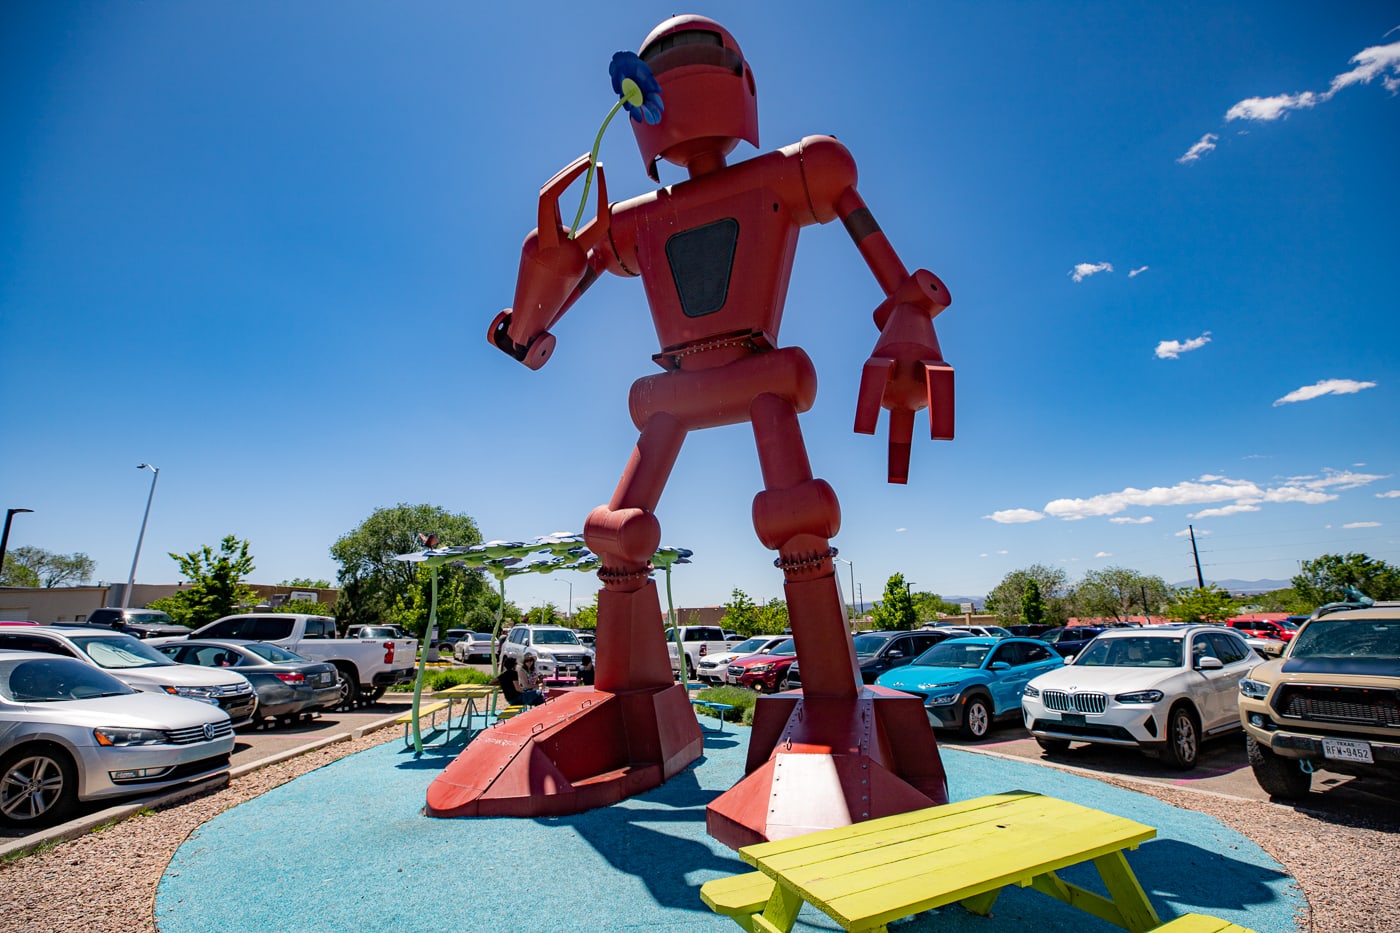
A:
[1227,619,1297,642]
[726,637,797,693]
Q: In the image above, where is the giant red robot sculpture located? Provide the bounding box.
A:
[428,15,956,848]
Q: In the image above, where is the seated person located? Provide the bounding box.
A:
[516,654,548,706]
[492,656,523,706]
[577,654,595,686]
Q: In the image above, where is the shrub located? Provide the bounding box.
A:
[388,668,491,692]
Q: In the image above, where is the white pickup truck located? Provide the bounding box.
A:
[185,613,417,707]
[665,625,737,679]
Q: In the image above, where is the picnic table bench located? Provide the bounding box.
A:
[690,697,736,733]
[398,684,498,748]
[701,790,1256,933]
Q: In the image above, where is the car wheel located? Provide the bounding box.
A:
[334,668,356,709]
[358,684,386,704]
[685,657,697,680]
[959,695,992,740]
[1159,704,1200,770]
[1247,736,1312,799]
[1035,737,1072,755]
[0,745,79,829]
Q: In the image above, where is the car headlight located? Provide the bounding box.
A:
[163,685,221,704]
[1238,678,1270,699]
[1114,689,1164,704]
[749,663,774,673]
[94,727,166,747]
[1023,685,1040,698]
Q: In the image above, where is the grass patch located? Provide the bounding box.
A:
[693,684,759,725]
[388,668,492,692]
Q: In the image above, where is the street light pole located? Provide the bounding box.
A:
[0,508,34,577]
[559,578,573,622]
[121,464,160,610]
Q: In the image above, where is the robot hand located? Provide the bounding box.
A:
[488,155,611,370]
[854,270,954,484]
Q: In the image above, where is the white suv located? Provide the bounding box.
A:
[501,625,594,680]
[1021,624,1255,769]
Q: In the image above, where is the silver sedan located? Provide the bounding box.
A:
[0,653,234,829]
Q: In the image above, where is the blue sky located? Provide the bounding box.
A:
[3,2,1398,616]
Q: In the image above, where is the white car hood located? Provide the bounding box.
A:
[1030,665,1177,692]
[0,690,230,734]
[107,664,251,692]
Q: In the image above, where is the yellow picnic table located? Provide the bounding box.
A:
[702,790,1166,933]
[436,683,498,737]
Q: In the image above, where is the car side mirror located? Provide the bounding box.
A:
[887,649,904,659]
[990,661,1010,671]
[1197,656,1223,670]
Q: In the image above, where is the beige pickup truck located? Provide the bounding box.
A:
[1238,599,1400,798]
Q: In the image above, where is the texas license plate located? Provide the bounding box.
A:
[1058,713,1085,726]
[1322,738,1373,763]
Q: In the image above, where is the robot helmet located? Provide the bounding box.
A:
[631,15,759,180]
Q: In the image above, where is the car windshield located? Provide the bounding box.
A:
[912,642,990,669]
[851,633,895,655]
[244,643,304,663]
[729,637,771,653]
[1074,636,1183,668]
[1,657,135,702]
[128,611,175,625]
[533,629,580,646]
[770,639,797,656]
[70,633,175,669]
[1290,618,1400,659]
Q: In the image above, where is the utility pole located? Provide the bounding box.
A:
[1188,524,1204,589]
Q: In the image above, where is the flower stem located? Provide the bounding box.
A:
[569,99,625,239]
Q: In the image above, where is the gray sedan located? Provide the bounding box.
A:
[0,653,234,828]
[156,640,341,727]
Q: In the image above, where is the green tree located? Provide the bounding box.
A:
[720,588,761,636]
[0,546,96,588]
[280,577,331,588]
[986,564,1069,626]
[870,573,916,630]
[330,503,483,630]
[1020,579,1045,628]
[1252,587,1310,615]
[910,591,962,625]
[1073,567,1170,622]
[572,601,598,631]
[1292,552,1400,607]
[1165,585,1236,624]
[148,536,258,628]
[757,597,790,634]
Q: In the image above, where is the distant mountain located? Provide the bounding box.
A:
[1170,578,1290,595]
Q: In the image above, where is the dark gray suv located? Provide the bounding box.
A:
[786,629,959,688]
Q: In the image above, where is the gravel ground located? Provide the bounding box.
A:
[1,727,1394,933]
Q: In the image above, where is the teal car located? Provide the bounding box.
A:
[875,637,1064,739]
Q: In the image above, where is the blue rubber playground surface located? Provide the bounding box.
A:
[155,722,1303,933]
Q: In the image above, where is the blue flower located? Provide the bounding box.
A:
[609,51,664,125]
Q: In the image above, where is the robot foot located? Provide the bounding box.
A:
[425,684,703,818]
[705,687,949,849]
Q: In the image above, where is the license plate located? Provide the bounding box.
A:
[1058,713,1085,726]
[1322,738,1373,763]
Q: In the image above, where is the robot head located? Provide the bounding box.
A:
[632,15,758,180]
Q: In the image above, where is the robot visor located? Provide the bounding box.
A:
[641,30,743,77]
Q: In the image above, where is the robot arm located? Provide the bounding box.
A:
[837,186,955,485]
[489,155,614,370]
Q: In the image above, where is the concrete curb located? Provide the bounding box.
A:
[0,709,406,862]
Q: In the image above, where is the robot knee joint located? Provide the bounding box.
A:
[752,479,840,551]
[584,505,662,565]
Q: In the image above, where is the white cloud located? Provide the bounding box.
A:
[1189,503,1262,518]
[895,527,908,533]
[1070,261,1113,283]
[1291,469,1388,491]
[1273,378,1377,406]
[985,509,1044,524]
[1128,266,1149,277]
[1175,527,1211,537]
[1328,39,1400,95]
[997,550,1008,555]
[1378,490,1400,498]
[1044,478,1262,520]
[1094,551,1112,558]
[1177,133,1218,164]
[1109,516,1154,525]
[1344,521,1382,528]
[1155,331,1212,360]
[1226,91,1320,122]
